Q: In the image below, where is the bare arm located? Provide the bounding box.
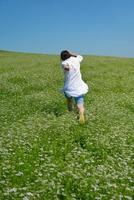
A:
[69,51,77,57]
[69,51,83,62]
[62,63,70,71]
[64,64,70,71]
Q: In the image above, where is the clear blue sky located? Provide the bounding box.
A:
[0,0,134,57]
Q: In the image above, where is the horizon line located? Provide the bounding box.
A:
[0,48,134,59]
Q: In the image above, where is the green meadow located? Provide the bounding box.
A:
[0,51,134,200]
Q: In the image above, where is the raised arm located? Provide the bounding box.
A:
[69,51,77,57]
[69,51,83,62]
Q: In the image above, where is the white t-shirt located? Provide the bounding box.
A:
[61,55,88,97]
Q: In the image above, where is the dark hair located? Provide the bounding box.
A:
[60,50,76,61]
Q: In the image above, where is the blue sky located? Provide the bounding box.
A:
[0,0,134,57]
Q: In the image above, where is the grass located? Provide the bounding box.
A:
[0,51,134,200]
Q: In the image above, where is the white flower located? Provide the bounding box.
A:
[23,197,29,200]
[16,171,24,176]
[8,188,17,193]
[27,192,33,196]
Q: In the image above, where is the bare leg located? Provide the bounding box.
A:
[66,97,73,111]
[77,103,85,124]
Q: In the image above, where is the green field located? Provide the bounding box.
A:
[0,51,134,200]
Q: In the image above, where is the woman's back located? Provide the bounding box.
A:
[61,55,88,97]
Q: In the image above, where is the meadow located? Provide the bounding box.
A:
[0,50,134,200]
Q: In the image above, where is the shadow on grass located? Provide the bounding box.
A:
[125,103,134,113]
[41,101,65,117]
